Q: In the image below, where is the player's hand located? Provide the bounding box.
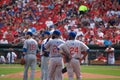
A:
[79,58,83,63]
[20,57,25,65]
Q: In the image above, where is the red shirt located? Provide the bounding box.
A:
[0,0,10,5]
[97,55,107,61]
[6,33,14,43]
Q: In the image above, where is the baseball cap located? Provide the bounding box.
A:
[26,31,33,36]
[50,25,54,28]
[53,30,61,35]
[44,30,50,35]
[68,31,76,38]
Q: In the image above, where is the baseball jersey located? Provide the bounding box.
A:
[106,48,115,60]
[23,38,38,55]
[44,38,65,57]
[41,38,52,55]
[59,40,89,58]
[0,56,6,63]
[7,52,17,63]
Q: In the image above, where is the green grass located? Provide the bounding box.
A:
[0,78,39,80]
[0,78,120,80]
[83,79,120,80]
[81,65,120,76]
[0,64,120,80]
[0,64,24,75]
[0,64,40,75]
[65,78,120,80]
[0,78,21,80]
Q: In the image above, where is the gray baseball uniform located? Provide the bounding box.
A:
[59,40,89,80]
[44,38,65,80]
[23,38,38,80]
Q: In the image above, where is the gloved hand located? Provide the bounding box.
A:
[62,67,67,73]
[20,57,25,65]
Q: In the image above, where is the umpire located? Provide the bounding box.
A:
[40,31,51,80]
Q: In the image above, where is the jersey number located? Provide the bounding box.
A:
[30,44,36,50]
[52,45,58,53]
[70,47,78,55]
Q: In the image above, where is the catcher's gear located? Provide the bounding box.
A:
[20,57,25,65]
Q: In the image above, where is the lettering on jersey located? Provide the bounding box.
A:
[70,47,78,55]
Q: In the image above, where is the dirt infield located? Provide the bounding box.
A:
[1,70,120,79]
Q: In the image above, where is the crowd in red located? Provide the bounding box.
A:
[0,0,120,46]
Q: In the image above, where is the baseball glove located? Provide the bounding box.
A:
[62,67,67,73]
[20,58,25,65]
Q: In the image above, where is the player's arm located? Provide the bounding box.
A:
[13,52,17,60]
[58,43,69,56]
[105,48,114,53]
[58,43,72,63]
[36,43,40,54]
[6,53,9,61]
[80,42,89,63]
[23,40,28,56]
[58,44,64,55]
[44,40,50,50]
[79,51,88,63]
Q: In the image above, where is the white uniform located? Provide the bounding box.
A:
[0,55,6,63]
[59,40,89,80]
[7,52,17,63]
[45,38,65,80]
[105,47,115,64]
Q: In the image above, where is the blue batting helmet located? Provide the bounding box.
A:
[53,30,61,35]
[26,31,33,36]
[68,31,76,38]
[44,30,50,35]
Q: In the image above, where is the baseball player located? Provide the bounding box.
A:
[7,48,17,64]
[58,31,89,80]
[41,30,51,80]
[0,54,6,63]
[23,32,39,80]
[105,45,115,64]
[44,30,65,80]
